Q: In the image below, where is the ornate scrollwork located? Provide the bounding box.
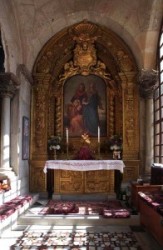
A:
[116,50,135,72]
[59,59,111,81]
[36,50,54,74]
[59,20,111,80]
[34,85,47,149]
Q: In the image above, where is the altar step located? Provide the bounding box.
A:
[17,214,140,227]
[52,193,116,201]
[16,198,140,227]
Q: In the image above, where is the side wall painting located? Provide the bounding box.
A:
[63,74,107,137]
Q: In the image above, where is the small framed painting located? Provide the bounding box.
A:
[22,116,30,160]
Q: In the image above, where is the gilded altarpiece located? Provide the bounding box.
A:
[30,21,139,194]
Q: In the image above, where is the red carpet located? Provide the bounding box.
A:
[39,200,130,218]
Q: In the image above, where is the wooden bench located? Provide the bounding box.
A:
[138,189,163,247]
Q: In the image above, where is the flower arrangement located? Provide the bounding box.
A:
[108,134,122,151]
[48,135,62,151]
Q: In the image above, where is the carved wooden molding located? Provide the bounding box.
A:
[119,72,139,160]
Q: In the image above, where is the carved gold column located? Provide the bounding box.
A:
[55,96,62,136]
[120,72,139,159]
[31,74,51,159]
[30,73,51,192]
[108,91,115,136]
[119,72,140,181]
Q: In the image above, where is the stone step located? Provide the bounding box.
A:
[17,213,140,227]
[52,193,116,201]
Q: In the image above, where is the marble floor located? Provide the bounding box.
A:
[0,199,162,250]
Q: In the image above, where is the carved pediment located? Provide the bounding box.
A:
[59,20,111,80]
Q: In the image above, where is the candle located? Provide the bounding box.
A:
[98,126,100,143]
[66,128,69,144]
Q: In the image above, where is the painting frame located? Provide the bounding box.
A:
[22,116,30,160]
[63,74,107,138]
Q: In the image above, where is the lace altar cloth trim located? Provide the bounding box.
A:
[43,160,125,174]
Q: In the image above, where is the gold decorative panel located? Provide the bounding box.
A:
[123,160,140,182]
[60,170,84,193]
[85,170,114,193]
[54,170,114,194]
[30,160,46,192]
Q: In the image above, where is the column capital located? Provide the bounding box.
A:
[0,72,20,98]
[138,69,158,99]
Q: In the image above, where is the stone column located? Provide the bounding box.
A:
[145,99,153,175]
[0,73,20,178]
[138,69,158,176]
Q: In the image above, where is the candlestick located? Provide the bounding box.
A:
[66,128,69,159]
[66,128,69,144]
[98,143,100,158]
[98,126,100,143]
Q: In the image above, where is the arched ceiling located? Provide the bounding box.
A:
[0,0,162,73]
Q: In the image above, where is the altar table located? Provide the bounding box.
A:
[44,160,125,197]
[44,160,125,173]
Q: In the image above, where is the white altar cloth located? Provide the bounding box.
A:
[43,160,125,174]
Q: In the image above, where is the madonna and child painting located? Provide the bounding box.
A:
[63,75,107,138]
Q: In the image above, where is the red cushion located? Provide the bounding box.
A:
[102,208,130,218]
[49,202,76,214]
[0,206,15,221]
[0,195,32,221]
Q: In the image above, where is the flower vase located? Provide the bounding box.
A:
[113,150,121,160]
[54,149,57,160]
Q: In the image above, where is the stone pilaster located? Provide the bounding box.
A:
[0,73,20,178]
[138,69,158,176]
[144,99,153,176]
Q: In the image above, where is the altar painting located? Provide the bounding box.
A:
[63,74,107,137]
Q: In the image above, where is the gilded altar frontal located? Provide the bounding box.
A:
[30,20,139,194]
